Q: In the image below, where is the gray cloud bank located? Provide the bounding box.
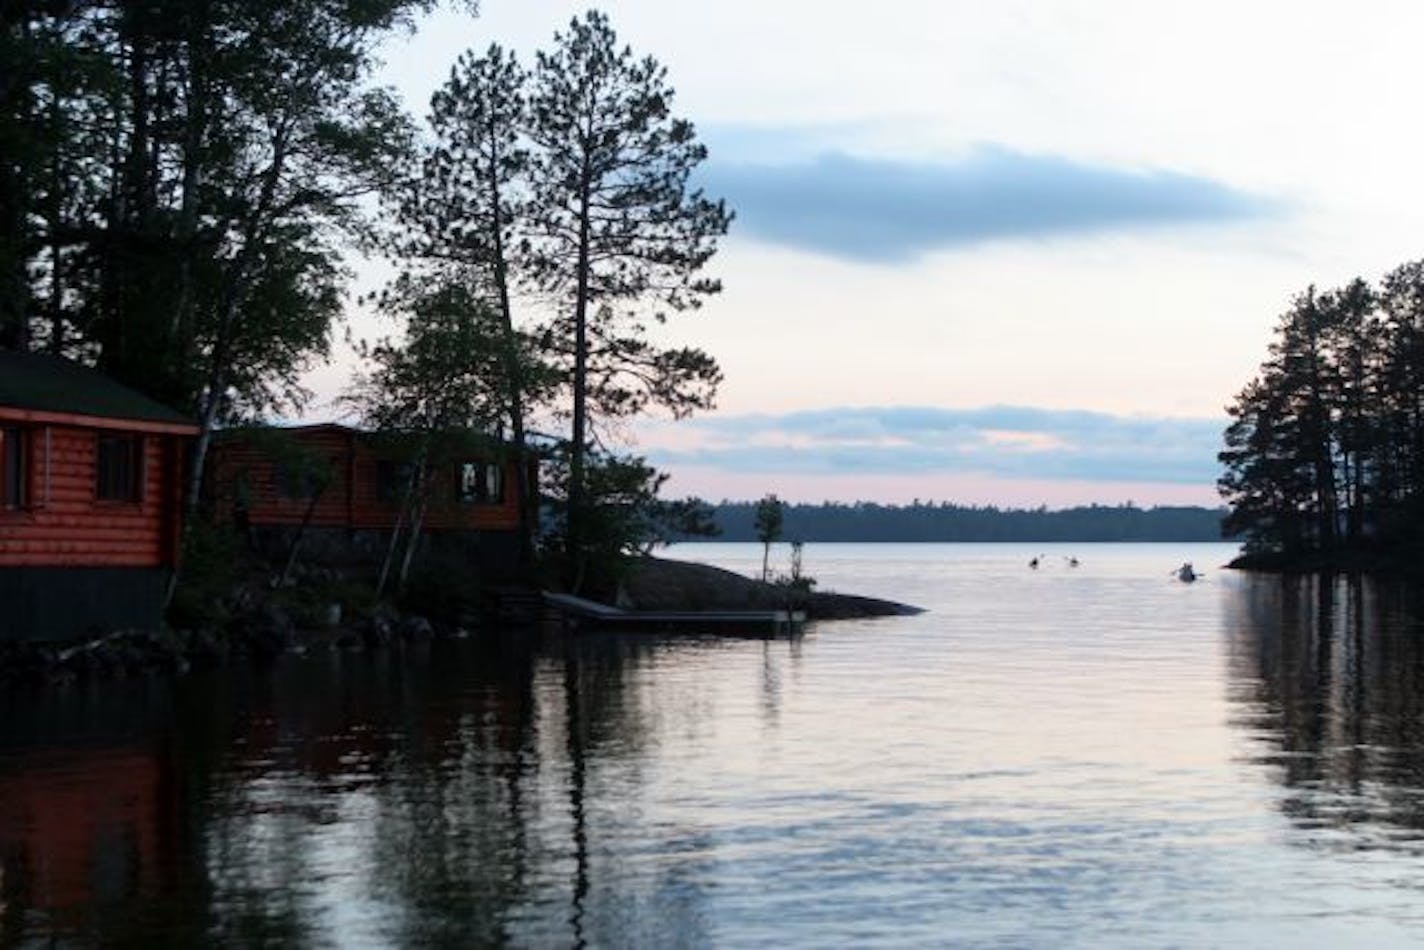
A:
[702,146,1277,262]
[646,406,1223,485]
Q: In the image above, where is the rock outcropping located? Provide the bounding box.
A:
[620,557,922,619]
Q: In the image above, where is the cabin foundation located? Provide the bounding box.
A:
[0,567,170,641]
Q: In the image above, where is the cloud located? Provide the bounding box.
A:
[639,405,1224,485]
[702,145,1278,263]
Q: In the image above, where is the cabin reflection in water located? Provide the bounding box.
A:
[1224,573,1424,844]
[0,747,170,928]
[0,635,707,945]
[0,641,538,944]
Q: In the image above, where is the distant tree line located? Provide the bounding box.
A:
[680,501,1227,543]
[1219,261,1424,566]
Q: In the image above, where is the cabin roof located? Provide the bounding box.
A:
[0,351,195,428]
[216,422,526,455]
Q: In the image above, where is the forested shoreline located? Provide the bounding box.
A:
[684,501,1228,543]
[1219,261,1424,573]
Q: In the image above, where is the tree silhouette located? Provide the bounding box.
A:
[1219,260,1424,566]
[524,10,731,583]
[754,494,783,581]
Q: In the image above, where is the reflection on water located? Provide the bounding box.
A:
[1226,573,1424,851]
[4,544,1424,944]
[0,634,750,946]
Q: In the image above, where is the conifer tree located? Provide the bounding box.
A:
[524,10,731,582]
[385,43,545,562]
[1220,261,1424,561]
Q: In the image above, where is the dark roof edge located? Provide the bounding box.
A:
[0,351,195,427]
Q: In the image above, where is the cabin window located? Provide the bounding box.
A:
[456,460,504,504]
[96,433,143,502]
[375,460,415,504]
[273,460,324,501]
[1,425,27,509]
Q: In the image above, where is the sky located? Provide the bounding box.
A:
[305,0,1424,507]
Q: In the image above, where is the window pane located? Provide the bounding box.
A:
[457,460,504,504]
[485,462,503,503]
[458,461,486,503]
[274,461,320,500]
[2,426,25,508]
[376,460,413,504]
[97,434,142,502]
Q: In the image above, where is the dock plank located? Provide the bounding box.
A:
[541,591,805,636]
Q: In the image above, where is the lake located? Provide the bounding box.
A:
[4,542,1424,946]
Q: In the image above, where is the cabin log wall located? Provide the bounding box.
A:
[210,427,523,534]
[0,425,178,568]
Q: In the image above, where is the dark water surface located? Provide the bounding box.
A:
[5,542,1424,946]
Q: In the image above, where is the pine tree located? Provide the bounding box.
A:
[1220,263,1424,562]
[524,10,731,582]
[385,43,545,562]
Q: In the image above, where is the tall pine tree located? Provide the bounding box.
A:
[524,10,731,582]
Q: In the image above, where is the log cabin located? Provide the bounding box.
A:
[207,424,534,577]
[0,351,198,641]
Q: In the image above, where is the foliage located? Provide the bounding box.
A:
[771,540,816,593]
[1219,261,1424,562]
[367,11,731,588]
[346,281,535,594]
[523,10,731,576]
[682,500,1227,542]
[166,519,242,631]
[754,494,785,545]
[378,47,544,561]
[391,42,527,325]
[540,447,718,593]
[0,0,440,522]
[754,493,783,581]
[350,281,527,434]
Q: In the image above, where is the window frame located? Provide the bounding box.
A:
[375,459,416,506]
[272,459,324,502]
[455,459,505,505]
[95,432,145,504]
[1,424,28,510]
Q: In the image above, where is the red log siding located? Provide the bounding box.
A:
[210,427,355,529]
[210,427,523,533]
[0,424,180,568]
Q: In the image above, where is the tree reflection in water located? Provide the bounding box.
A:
[0,630,741,945]
[553,630,721,948]
[17,561,1424,943]
[1225,573,1424,849]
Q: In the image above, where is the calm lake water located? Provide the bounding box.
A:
[5,542,1424,946]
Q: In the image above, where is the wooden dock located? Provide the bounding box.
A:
[541,591,806,637]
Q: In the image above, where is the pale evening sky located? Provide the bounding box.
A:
[304,0,1424,507]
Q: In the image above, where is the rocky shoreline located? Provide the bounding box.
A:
[0,556,921,688]
[1227,545,1424,576]
[0,596,460,688]
[621,556,922,619]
